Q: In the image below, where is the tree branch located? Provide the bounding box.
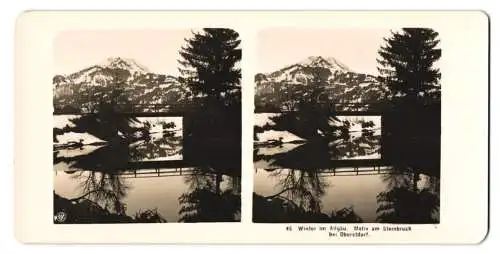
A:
[264,187,296,200]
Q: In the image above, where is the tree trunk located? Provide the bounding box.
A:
[215,173,222,195]
[412,171,420,192]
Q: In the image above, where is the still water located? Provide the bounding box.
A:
[53,115,240,223]
[253,113,440,223]
[253,168,438,223]
[54,168,238,223]
[54,115,183,161]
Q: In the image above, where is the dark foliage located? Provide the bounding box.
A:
[253,193,362,223]
[377,28,441,106]
[179,28,242,177]
[376,187,439,224]
[178,28,241,105]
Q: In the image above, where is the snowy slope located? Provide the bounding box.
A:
[53,57,189,113]
[98,57,149,74]
[255,56,389,111]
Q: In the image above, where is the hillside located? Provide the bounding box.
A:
[53,57,191,113]
[254,56,389,112]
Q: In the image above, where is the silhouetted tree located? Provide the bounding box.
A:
[133,208,167,223]
[178,29,242,184]
[376,168,440,224]
[377,28,442,177]
[177,179,240,222]
[252,192,363,223]
[178,28,241,106]
[267,168,328,213]
[70,171,130,215]
[377,28,441,105]
[54,192,167,224]
[327,206,363,223]
[376,187,439,224]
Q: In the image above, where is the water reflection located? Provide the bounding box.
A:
[54,167,240,223]
[376,167,440,223]
[253,167,439,223]
[129,117,183,161]
[54,114,183,164]
[54,110,241,223]
[178,168,241,222]
[253,113,439,224]
[254,114,381,167]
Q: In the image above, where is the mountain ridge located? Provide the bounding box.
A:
[98,57,150,74]
[261,56,354,84]
[53,57,190,113]
[255,56,388,111]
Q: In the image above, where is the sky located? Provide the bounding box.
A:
[257,28,393,75]
[54,28,394,76]
[54,29,195,76]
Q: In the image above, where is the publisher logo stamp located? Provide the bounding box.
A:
[54,211,68,223]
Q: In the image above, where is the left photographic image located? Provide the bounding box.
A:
[53,29,242,223]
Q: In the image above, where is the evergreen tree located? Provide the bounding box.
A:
[177,29,242,176]
[178,28,241,106]
[377,28,442,186]
[377,28,441,106]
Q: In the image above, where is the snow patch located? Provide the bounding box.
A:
[255,143,302,156]
[256,130,305,143]
[342,153,381,160]
[55,132,106,145]
[55,144,105,158]
[54,115,81,129]
[254,113,280,127]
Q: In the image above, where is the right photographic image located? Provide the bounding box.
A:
[253,28,441,224]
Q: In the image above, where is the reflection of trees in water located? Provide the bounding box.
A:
[373,29,441,223]
[133,208,167,223]
[54,104,144,144]
[255,141,334,170]
[53,110,172,224]
[178,91,242,223]
[178,187,240,222]
[329,129,380,159]
[254,132,379,171]
[183,101,241,174]
[56,141,130,172]
[70,171,129,214]
[54,94,241,224]
[252,168,362,223]
[129,137,182,161]
[380,167,416,190]
[252,113,379,224]
[376,187,439,224]
[255,110,338,142]
[177,168,241,222]
[54,171,167,223]
[54,192,167,224]
[54,109,181,163]
[54,28,243,223]
[268,169,328,213]
[253,192,362,223]
[376,167,440,223]
[254,113,381,162]
[128,120,182,161]
[182,167,215,191]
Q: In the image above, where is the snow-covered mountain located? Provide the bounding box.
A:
[98,57,150,74]
[266,56,351,83]
[255,56,389,111]
[53,57,190,113]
